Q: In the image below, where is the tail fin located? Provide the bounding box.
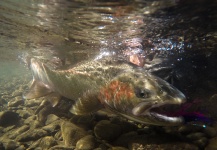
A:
[23,80,52,99]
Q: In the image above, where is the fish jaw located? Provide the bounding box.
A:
[130,99,185,126]
[99,70,186,126]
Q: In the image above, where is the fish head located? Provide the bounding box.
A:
[100,68,186,126]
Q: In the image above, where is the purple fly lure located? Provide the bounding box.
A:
[168,99,212,127]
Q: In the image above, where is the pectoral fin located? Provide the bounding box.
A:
[70,91,103,115]
[23,80,52,99]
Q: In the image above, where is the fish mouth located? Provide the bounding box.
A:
[148,103,185,125]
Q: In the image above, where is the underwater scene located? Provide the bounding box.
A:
[0,0,217,149]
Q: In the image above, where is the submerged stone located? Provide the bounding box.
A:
[2,140,20,150]
[8,97,24,107]
[203,126,217,138]
[114,131,138,147]
[61,121,87,146]
[49,145,75,150]
[94,120,122,141]
[205,137,217,150]
[76,135,96,150]
[8,125,29,139]
[28,136,57,150]
[0,111,20,127]
[16,129,47,142]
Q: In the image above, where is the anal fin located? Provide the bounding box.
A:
[23,80,52,99]
[46,92,62,107]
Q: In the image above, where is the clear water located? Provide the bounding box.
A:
[0,0,217,119]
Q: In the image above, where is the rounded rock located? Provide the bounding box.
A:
[70,115,94,129]
[24,115,37,124]
[8,97,24,107]
[16,129,47,142]
[42,120,60,133]
[114,131,138,147]
[186,132,206,141]
[76,135,96,150]
[116,120,138,133]
[94,120,122,141]
[16,110,31,119]
[39,136,57,149]
[12,90,22,97]
[193,137,208,149]
[203,126,217,138]
[109,146,128,150]
[205,137,217,150]
[3,140,20,150]
[45,114,60,125]
[178,125,202,134]
[61,121,88,146]
[0,111,20,127]
[9,125,29,139]
[49,145,75,150]
[0,98,7,105]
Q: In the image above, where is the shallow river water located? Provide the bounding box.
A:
[0,0,217,149]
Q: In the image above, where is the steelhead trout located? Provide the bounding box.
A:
[24,57,186,126]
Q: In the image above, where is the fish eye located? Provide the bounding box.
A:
[135,88,150,98]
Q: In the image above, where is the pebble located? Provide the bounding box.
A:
[76,135,96,150]
[42,120,60,133]
[203,126,217,138]
[25,98,43,107]
[2,140,20,150]
[193,137,208,149]
[29,136,57,149]
[205,137,217,150]
[30,120,43,129]
[178,125,202,134]
[8,96,24,107]
[61,121,88,146]
[128,134,199,150]
[114,131,138,147]
[109,146,128,150]
[0,98,7,105]
[8,125,29,139]
[54,130,62,141]
[70,115,94,129]
[3,125,16,133]
[45,114,60,125]
[130,142,199,150]
[0,111,20,127]
[186,132,206,141]
[94,120,122,141]
[16,109,31,119]
[24,115,37,125]
[49,145,75,150]
[16,128,47,142]
[15,145,26,150]
[37,105,55,123]
[116,120,138,133]
[12,90,22,97]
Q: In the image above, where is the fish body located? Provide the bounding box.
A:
[24,57,186,126]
